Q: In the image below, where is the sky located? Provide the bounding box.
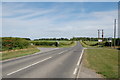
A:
[1,2,118,39]
[2,0,120,2]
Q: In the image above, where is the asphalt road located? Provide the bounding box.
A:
[2,42,83,78]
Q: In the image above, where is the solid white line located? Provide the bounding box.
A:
[7,57,52,76]
[73,68,78,75]
[76,61,83,78]
[77,49,84,66]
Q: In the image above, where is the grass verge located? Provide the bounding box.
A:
[0,47,40,60]
[84,48,118,78]
[84,41,98,46]
[80,40,91,48]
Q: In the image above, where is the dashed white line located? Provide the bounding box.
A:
[58,51,64,54]
[73,68,78,75]
[58,50,68,54]
[7,57,52,76]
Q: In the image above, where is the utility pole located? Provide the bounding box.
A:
[102,29,104,42]
[98,29,100,46]
[114,19,117,48]
[98,30,100,40]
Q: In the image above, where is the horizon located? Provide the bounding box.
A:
[1,36,118,40]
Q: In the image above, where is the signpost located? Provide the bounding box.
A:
[108,37,112,47]
[98,39,102,42]
[98,29,104,47]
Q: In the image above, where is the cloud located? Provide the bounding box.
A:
[2,2,118,39]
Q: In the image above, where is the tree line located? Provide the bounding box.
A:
[34,38,69,41]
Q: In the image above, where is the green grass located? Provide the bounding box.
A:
[80,40,92,48]
[84,41,98,46]
[0,47,40,60]
[84,48,118,78]
[80,40,108,48]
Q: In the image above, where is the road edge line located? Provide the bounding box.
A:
[75,48,85,79]
[73,68,78,75]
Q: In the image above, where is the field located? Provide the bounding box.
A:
[84,48,118,78]
[0,47,40,60]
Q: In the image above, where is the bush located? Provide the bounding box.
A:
[116,38,120,46]
[2,37,30,51]
[104,42,112,46]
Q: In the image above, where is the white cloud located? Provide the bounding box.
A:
[2,3,118,39]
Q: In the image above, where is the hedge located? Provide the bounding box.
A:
[2,37,30,51]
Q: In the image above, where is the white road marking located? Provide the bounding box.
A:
[7,57,52,76]
[58,51,64,54]
[77,49,84,66]
[73,68,78,75]
[58,50,68,54]
[76,61,83,78]
[73,48,85,76]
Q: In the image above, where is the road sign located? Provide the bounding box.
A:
[108,40,112,42]
[98,39,102,42]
